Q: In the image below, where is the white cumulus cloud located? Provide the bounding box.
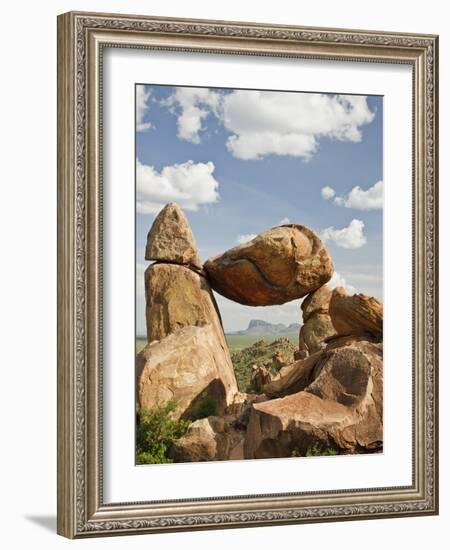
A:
[321,186,336,200]
[279,217,291,225]
[236,233,257,245]
[222,91,374,160]
[163,88,375,160]
[161,87,221,143]
[328,271,356,295]
[334,180,383,210]
[321,219,367,249]
[136,159,220,214]
[136,85,152,132]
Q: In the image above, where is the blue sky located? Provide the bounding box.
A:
[135,85,383,335]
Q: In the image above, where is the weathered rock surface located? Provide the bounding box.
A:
[325,334,377,351]
[294,349,309,361]
[301,284,332,322]
[298,284,336,354]
[145,263,224,344]
[263,353,320,398]
[137,324,238,419]
[305,346,372,407]
[171,416,245,462]
[299,313,336,354]
[204,225,334,306]
[250,364,273,392]
[329,287,383,339]
[145,203,202,269]
[245,342,383,458]
[264,341,382,402]
[272,351,286,368]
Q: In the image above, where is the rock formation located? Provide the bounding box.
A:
[145,262,222,344]
[137,324,238,419]
[294,349,308,361]
[136,203,384,463]
[145,202,202,270]
[137,203,238,420]
[244,342,383,458]
[302,284,333,320]
[329,287,383,339]
[204,225,334,306]
[299,285,336,354]
[170,416,245,462]
[250,364,273,392]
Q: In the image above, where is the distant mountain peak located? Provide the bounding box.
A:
[248,319,272,329]
[229,319,301,336]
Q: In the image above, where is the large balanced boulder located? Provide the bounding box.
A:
[145,203,202,270]
[204,225,334,306]
[244,342,383,458]
[329,287,383,339]
[137,324,238,419]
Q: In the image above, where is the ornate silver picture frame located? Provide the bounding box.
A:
[57,11,438,538]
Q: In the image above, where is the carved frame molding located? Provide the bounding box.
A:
[57,11,438,538]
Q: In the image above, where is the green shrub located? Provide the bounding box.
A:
[291,443,339,458]
[189,396,218,420]
[305,444,338,457]
[136,400,190,465]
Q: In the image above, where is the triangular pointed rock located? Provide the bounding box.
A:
[145,203,201,269]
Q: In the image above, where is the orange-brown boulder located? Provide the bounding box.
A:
[329,287,383,338]
[170,416,245,462]
[301,284,333,322]
[244,342,383,458]
[137,324,238,419]
[299,313,336,354]
[204,225,333,306]
[299,284,336,354]
[145,203,202,269]
[145,263,224,344]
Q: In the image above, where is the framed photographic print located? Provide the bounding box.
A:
[57,11,439,538]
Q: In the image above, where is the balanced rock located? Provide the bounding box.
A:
[245,342,383,458]
[145,203,201,270]
[137,324,238,419]
[204,225,334,306]
[329,287,383,339]
[171,416,245,462]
